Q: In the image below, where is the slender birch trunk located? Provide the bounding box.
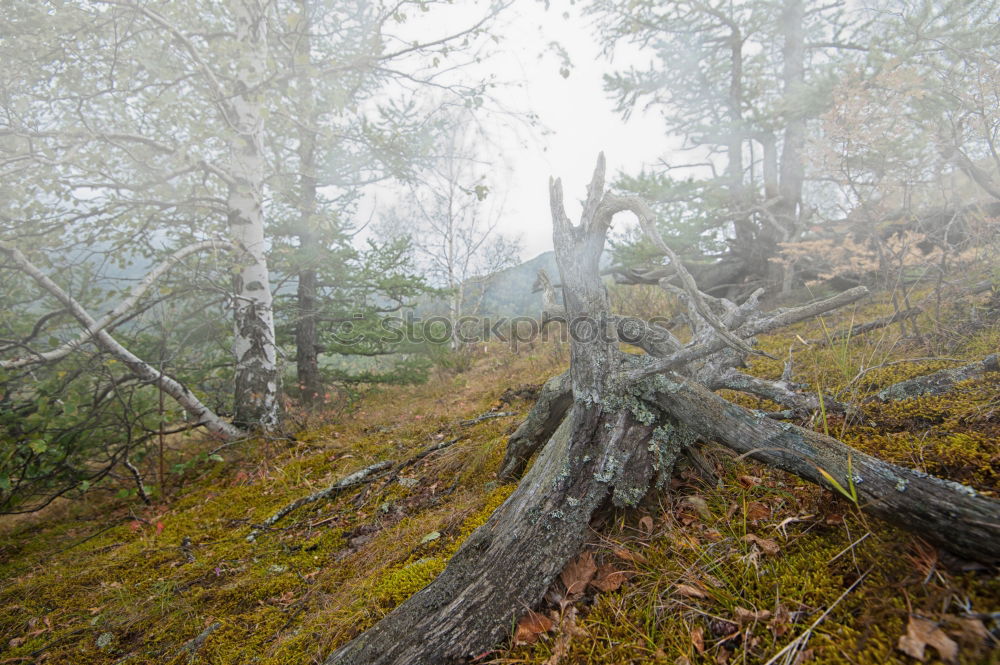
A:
[227,0,281,430]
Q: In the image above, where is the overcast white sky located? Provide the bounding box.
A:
[366,0,674,261]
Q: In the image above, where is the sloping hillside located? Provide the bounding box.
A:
[1,285,998,665]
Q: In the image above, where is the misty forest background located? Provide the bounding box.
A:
[1,0,999,663]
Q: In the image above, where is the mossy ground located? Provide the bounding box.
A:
[1,286,998,664]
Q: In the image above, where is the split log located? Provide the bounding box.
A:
[497,371,570,482]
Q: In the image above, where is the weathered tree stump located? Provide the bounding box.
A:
[324,155,1000,665]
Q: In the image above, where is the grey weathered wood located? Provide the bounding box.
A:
[497,371,571,482]
[325,153,671,665]
[874,354,999,402]
[645,374,1000,564]
[805,306,921,347]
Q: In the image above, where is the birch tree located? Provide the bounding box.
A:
[0,0,281,428]
[389,116,521,343]
[224,0,281,429]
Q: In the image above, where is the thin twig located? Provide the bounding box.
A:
[460,411,515,426]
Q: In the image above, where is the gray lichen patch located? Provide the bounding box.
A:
[647,421,694,488]
[611,484,647,507]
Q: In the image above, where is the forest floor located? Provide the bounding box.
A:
[1,282,998,665]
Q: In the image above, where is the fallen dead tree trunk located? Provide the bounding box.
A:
[646,375,1000,564]
[322,155,1000,665]
[874,354,999,402]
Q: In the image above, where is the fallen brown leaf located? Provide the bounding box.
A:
[744,533,780,555]
[514,610,554,645]
[746,501,770,521]
[897,616,958,664]
[612,547,648,564]
[590,563,628,592]
[675,583,707,599]
[691,626,705,654]
[951,617,988,646]
[734,606,772,625]
[639,515,655,534]
[560,551,597,598]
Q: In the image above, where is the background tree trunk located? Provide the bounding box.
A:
[293,0,324,407]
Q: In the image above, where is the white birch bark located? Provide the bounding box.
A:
[0,240,233,370]
[227,0,281,430]
[0,243,245,440]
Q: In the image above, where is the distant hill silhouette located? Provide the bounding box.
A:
[473,250,558,317]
